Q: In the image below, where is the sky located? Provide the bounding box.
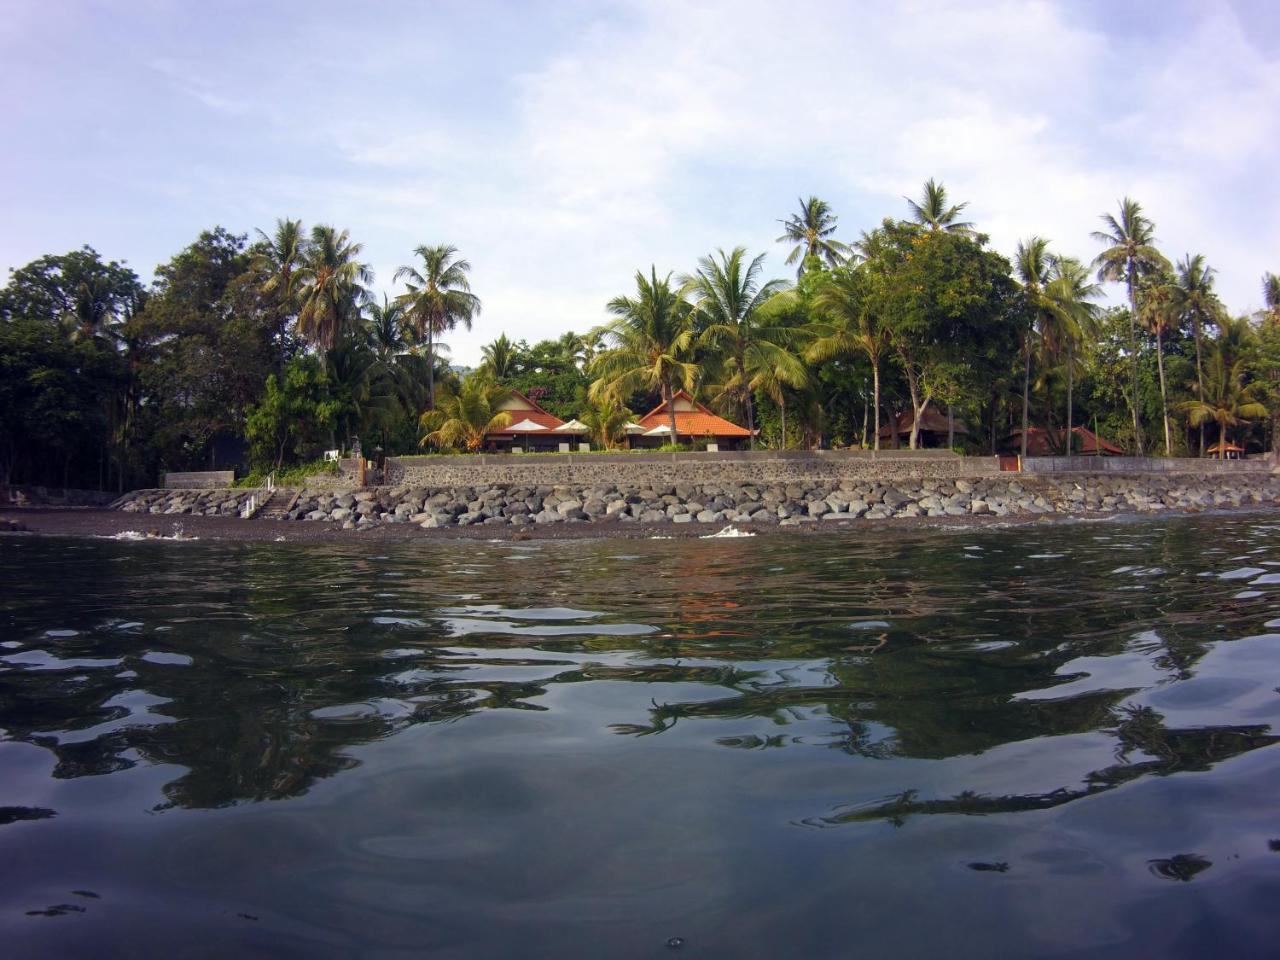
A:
[2,0,1279,365]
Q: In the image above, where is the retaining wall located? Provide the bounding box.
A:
[163,470,235,489]
[383,449,1003,487]
[1022,456,1274,475]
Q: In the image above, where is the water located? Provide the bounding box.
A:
[2,516,1279,958]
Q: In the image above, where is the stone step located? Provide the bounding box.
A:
[256,487,299,520]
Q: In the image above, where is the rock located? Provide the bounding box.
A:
[807,500,830,518]
[969,500,990,515]
[696,510,722,523]
[672,513,694,523]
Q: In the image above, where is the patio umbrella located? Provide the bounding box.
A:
[554,419,589,434]
[506,418,548,433]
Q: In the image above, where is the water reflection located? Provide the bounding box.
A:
[1,517,1279,818]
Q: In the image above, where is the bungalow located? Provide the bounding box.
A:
[632,390,753,450]
[483,390,582,452]
[878,409,968,448]
[1006,426,1123,456]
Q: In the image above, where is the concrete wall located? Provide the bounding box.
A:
[385,449,1003,487]
[1023,456,1274,475]
[163,470,236,489]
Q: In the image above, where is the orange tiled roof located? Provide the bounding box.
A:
[489,389,565,434]
[636,390,752,438]
[1008,426,1123,456]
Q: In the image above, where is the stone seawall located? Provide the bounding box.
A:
[113,472,1280,530]
[385,449,1001,487]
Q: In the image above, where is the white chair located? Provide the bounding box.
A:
[323,449,340,462]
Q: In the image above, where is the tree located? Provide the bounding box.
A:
[419,375,511,451]
[590,267,698,442]
[480,333,520,380]
[683,247,803,446]
[244,355,339,469]
[580,397,632,450]
[365,295,407,362]
[251,217,306,365]
[905,178,974,234]
[776,197,848,277]
[0,246,144,328]
[1092,197,1169,455]
[1173,254,1225,456]
[1263,273,1280,325]
[1137,277,1179,454]
[296,225,372,353]
[1178,334,1268,458]
[1044,256,1102,453]
[394,245,480,410]
[1015,236,1052,459]
[810,266,889,449]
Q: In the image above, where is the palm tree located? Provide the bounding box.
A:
[419,375,511,451]
[480,333,521,381]
[1174,254,1225,456]
[590,267,699,442]
[1092,197,1168,455]
[1137,279,1179,454]
[905,178,974,234]
[555,330,588,369]
[776,197,848,276]
[296,225,373,353]
[364,295,407,361]
[1263,273,1280,325]
[580,397,632,450]
[683,247,803,446]
[1178,337,1268,459]
[394,244,481,410]
[252,218,306,362]
[60,275,125,343]
[810,266,889,449]
[1015,237,1052,459]
[1044,256,1102,454]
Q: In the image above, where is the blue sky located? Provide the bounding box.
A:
[3,0,1278,364]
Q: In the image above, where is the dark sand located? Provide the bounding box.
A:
[0,503,1237,545]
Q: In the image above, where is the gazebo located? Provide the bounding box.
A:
[484,390,566,452]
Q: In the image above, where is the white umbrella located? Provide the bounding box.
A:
[506,418,548,433]
[623,422,646,434]
[554,419,589,434]
[643,424,674,437]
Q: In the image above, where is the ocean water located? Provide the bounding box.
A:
[1,516,1279,958]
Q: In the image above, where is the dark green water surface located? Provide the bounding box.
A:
[2,515,1280,957]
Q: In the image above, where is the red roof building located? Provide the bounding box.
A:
[878,409,968,447]
[1007,426,1123,456]
[635,391,752,448]
[485,390,568,451]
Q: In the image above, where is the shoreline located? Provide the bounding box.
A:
[0,503,1268,545]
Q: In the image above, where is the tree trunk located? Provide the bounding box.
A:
[1126,263,1145,455]
[665,382,678,444]
[1020,337,1031,460]
[871,359,881,451]
[426,324,436,411]
[780,396,787,449]
[947,406,955,449]
[860,388,868,449]
[1155,325,1172,455]
[1066,341,1074,456]
[1192,317,1205,457]
[745,387,756,451]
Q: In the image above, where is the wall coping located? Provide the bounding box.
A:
[390,448,971,468]
[163,470,236,489]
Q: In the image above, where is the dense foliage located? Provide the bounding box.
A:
[3,183,1278,490]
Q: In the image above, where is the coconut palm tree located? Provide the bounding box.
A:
[683,247,803,446]
[590,267,699,442]
[1263,273,1280,325]
[1092,197,1168,455]
[905,179,974,234]
[809,266,890,449]
[1014,237,1052,459]
[419,375,511,451]
[1178,336,1267,459]
[394,245,481,410]
[1137,278,1179,455]
[480,333,521,381]
[295,225,373,354]
[1174,254,1225,456]
[252,217,306,361]
[776,197,848,277]
[60,275,126,344]
[364,295,407,362]
[1044,256,1102,453]
[580,397,632,450]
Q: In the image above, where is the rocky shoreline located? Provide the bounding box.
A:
[111,472,1280,532]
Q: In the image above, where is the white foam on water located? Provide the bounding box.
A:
[701,526,756,539]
